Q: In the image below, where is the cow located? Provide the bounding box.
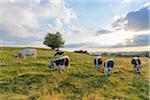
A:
[131,57,141,74]
[104,59,114,75]
[54,50,64,57]
[94,56,103,71]
[49,56,70,73]
[15,49,37,60]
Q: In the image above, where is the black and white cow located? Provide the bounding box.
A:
[49,56,70,72]
[94,56,103,71]
[131,57,141,73]
[54,50,64,57]
[104,59,114,75]
[15,49,37,60]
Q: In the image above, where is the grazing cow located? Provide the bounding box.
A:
[15,49,37,60]
[49,56,70,72]
[94,56,103,71]
[54,50,64,57]
[131,57,141,73]
[104,59,114,75]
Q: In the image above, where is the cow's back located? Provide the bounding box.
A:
[22,49,37,56]
[54,51,64,57]
[104,59,114,68]
[107,61,114,68]
[55,59,65,66]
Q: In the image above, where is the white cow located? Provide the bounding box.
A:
[15,49,37,60]
[104,59,114,75]
[94,56,103,71]
[131,57,141,74]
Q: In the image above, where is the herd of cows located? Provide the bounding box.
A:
[15,48,142,75]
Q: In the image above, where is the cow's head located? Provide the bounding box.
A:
[104,68,109,75]
[135,64,141,73]
[15,54,18,58]
[15,53,22,58]
[49,60,55,68]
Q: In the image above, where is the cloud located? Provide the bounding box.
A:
[143,2,150,8]
[122,0,131,4]
[0,0,76,46]
[65,42,112,48]
[114,34,150,47]
[65,43,98,48]
[94,29,113,36]
[69,26,113,37]
[0,0,49,3]
[112,5,150,31]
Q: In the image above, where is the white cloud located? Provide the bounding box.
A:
[122,0,131,4]
[0,0,76,46]
[112,4,150,31]
[0,0,40,3]
[112,15,127,31]
[115,34,150,47]
[143,2,150,8]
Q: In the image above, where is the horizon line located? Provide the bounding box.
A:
[0,45,149,52]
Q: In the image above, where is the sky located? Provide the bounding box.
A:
[0,0,149,49]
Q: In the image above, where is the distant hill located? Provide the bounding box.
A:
[89,51,149,55]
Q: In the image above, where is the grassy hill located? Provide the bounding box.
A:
[0,47,149,100]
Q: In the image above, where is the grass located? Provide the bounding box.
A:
[0,47,149,100]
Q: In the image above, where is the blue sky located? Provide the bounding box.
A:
[0,0,149,48]
[68,0,148,29]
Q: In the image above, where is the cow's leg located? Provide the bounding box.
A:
[32,55,36,60]
[67,65,70,71]
[111,67,114,74]
[66,66,69,72]
[134,66,138,73]
[68,62,71,68]
[66,63,71,72]
[138,65,141,74]
[62,65,65,72]
[133,66,136,73]
[23,55,26,59]
[108,68,111,75]
[58,65,64,73]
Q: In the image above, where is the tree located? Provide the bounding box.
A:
[43,32,65,49]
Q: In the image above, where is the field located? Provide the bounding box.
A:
[0,47,149,100]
